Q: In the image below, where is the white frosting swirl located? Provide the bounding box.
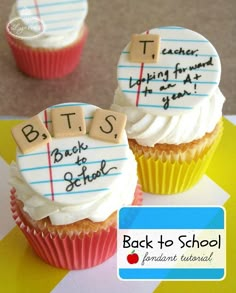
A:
[9,3,87,48]
[9,103,138,225]
[9,153,137,225]
[111,87,225,146]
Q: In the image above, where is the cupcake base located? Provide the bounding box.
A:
[6,25,88,79]
[10,184,142,270]
[129,121,223,194]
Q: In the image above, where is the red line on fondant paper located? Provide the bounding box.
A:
[44,110,55,201]
[33,0,43,32]
[135,62,144,107]
[135,30,149,107]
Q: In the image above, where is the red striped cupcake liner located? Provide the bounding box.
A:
[6,25,88,79]
[10,184,142,270]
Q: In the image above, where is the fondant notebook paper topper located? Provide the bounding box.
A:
[118,26,221,115]
[10,103,130,208]
[8,103,139,270]
[14,0,88,36]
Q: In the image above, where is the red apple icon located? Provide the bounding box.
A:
[127,250,139,264]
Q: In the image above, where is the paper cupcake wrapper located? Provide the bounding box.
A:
[132,124,223,194]
[10,184,142,270]
[129,120,222,164]
[6,25,88,79]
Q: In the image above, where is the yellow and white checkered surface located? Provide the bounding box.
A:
[0,117,235,293]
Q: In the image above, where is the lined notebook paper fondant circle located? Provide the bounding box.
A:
[16,0,88,35]
[16,103,130,204]
[117,26,221,115]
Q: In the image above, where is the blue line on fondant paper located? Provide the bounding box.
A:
[30,172,122,185]
[18,0,86,10]
[121,51,218,58]
[193,69,219,72]
[43,17,81,25]
[20,158,128,172]
[18,144,128,158]
[197,54,218,57]
[88,144,128,150]
[118,65,219,72]
[122,90,208,96]
[158,26,185,30]
[118,78,218,84]
[44,188,110,197]
[30,8,86,17]
[46,25,77,32]
[18,151,48,158]
[118,65,174,69]
[50,103,89,108]
[138,104,193,110]
[41,116,93,124]
[161,38,209,43]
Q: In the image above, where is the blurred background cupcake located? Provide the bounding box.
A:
[6,0,88,79]
[9,102,142,269]
[111,26,225,194]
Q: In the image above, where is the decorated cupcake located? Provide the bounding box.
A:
[6,0,88,79]
[111,26,225,194]
[9,103,142,269]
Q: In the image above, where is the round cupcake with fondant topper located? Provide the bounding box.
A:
[111,26,225,194]
[9,102,142,270]
[6,0,88,79]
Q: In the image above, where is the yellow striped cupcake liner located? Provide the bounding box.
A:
[131,121,223,194]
